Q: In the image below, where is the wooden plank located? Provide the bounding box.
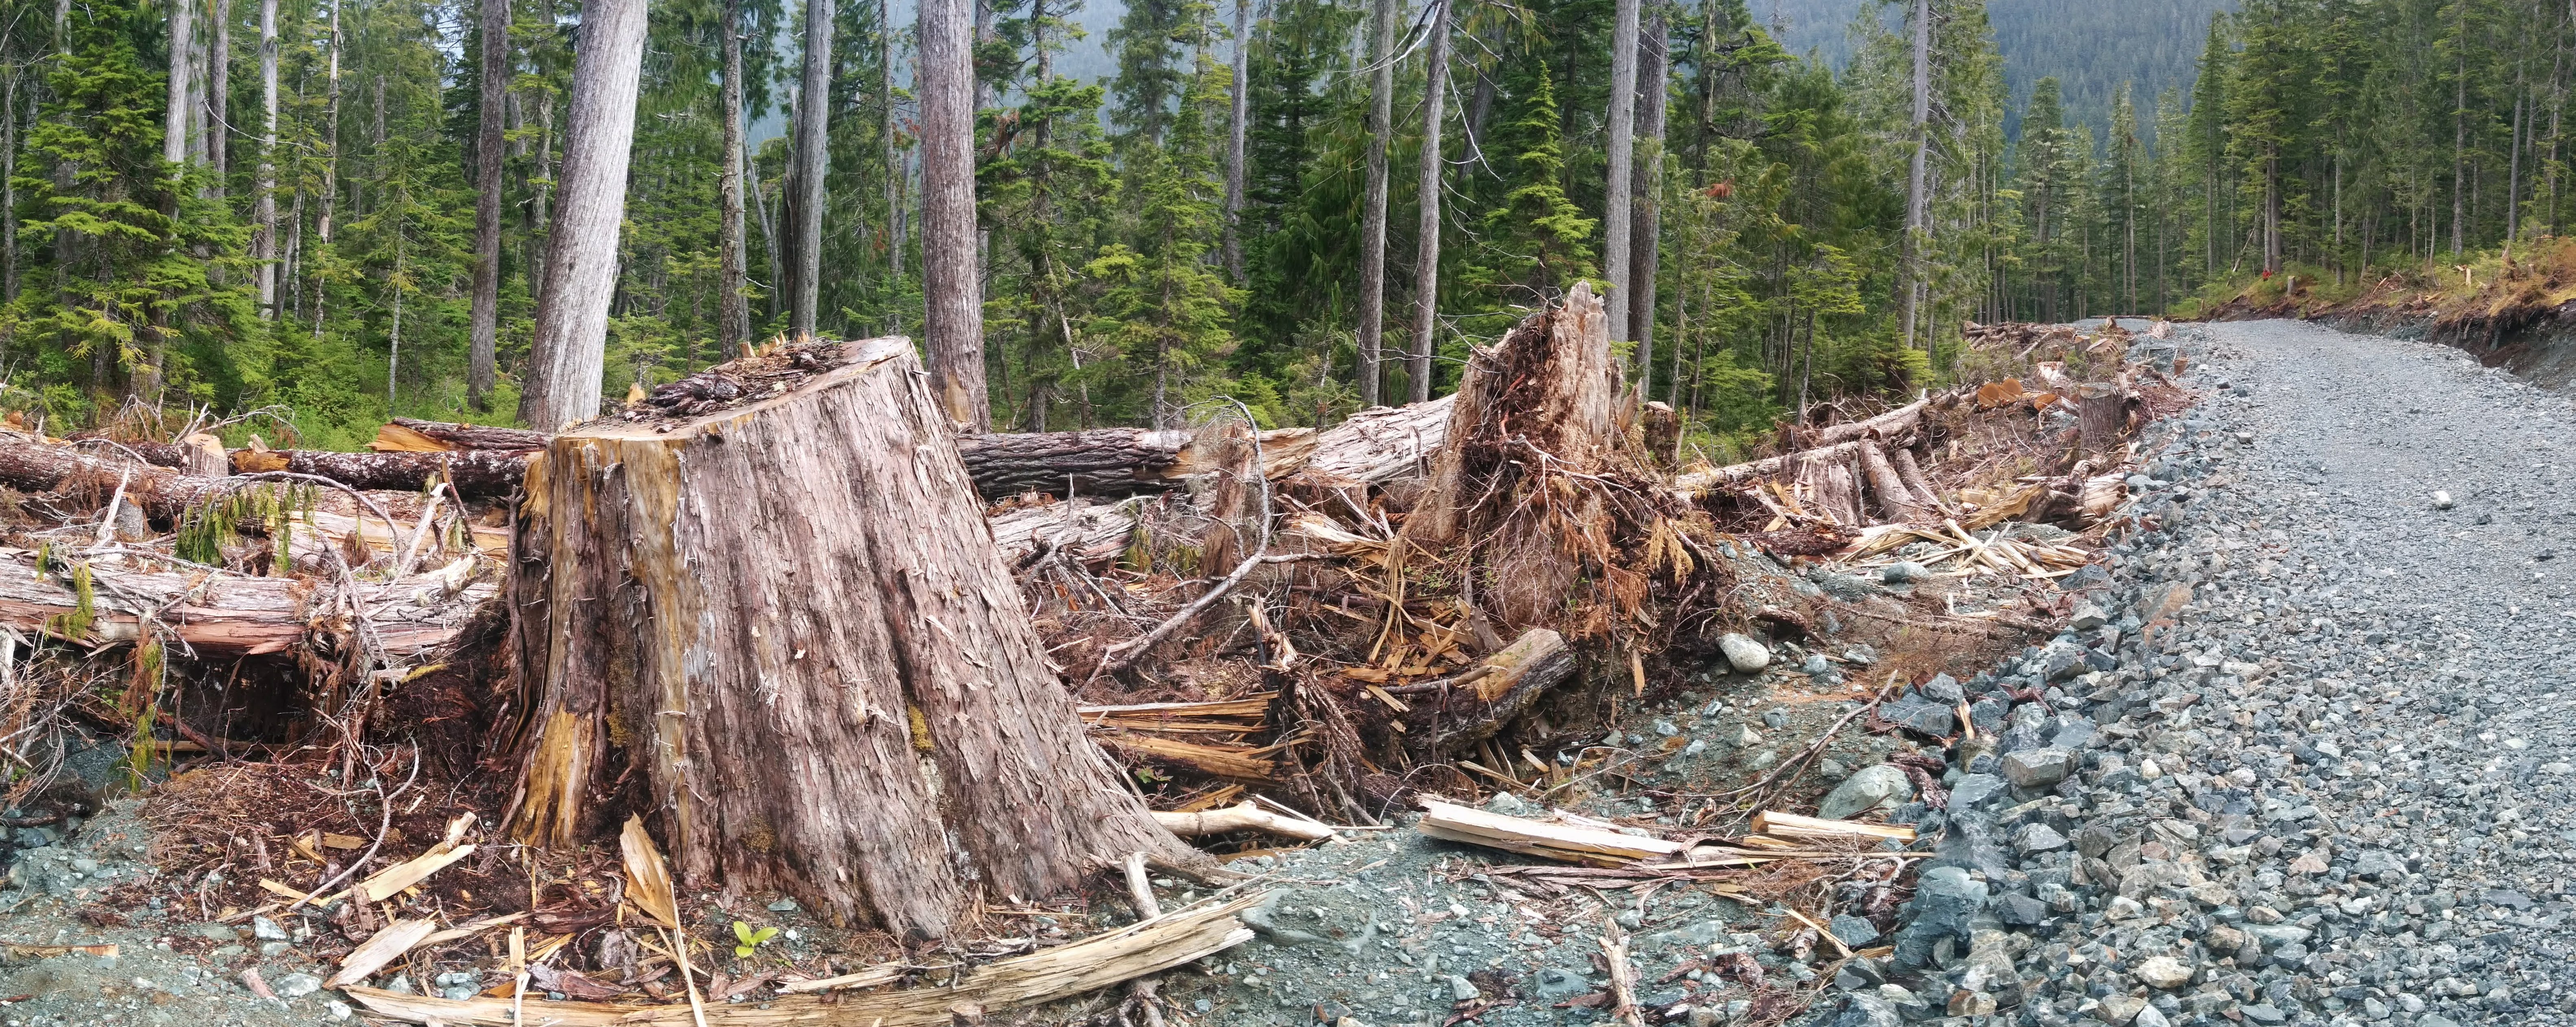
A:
[1748,811,1916,844]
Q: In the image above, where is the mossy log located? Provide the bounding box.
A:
[502,336,1198,940]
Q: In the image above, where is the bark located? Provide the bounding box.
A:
[1221,0,1251,279]
[165,0,194,168]
[1856,441,1928,522]
[959,428,1190,499]
[880,0,905,306]
[1407,0,1452,405]
[4,73,16,304]
[1409,283,1624,629]
[1670,437,1920,498]
[1628,11,1666,373]
[2077,382,2125,456]
[788,0,831,336]
[504,337,1196,939]
[1408,628,1573,749]
[718,0,750,351]
[922,0,987,429]
[208,0,230,185]
[469,0,509,410]
[1806,397,1927,446]
[517,0,647,431]
[1890,446,1943,514]
[1795,452,1863,527]
[379,418,551,452]
[254,0,279,317]
[1355,0,1395,406]
[1601,0,1640,344]
[1899,0,1929,349]
[0,555,493,658]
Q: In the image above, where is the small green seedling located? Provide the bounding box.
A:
[732,920,780,958]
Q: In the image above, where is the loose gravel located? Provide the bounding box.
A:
[1821,317,2576,1027]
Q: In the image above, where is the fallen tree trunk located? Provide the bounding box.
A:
[1806,398,1926,446]
[1412,628,1574,748]
[0,554,493,657]
[373,418,552,452]
[504,336,1199,939]
[1856,442,1931,522]
[122,439,530,499]
[958,427,1193,499]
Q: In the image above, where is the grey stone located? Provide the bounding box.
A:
[1920,674,1964,705]
[1828,994,1902,1027]
[1891,866,1985,967]
[273,973,323,999]
[1530,967,1591,998]
[1445,975,1480,1002]
[767,898,800,912]
[2015,822,2069,853]
[1879,692,1955,737]
[1881,562,1930,585]
[1483,792,1533,817]
[2001,748,2075,789]
[1828,915,1880,947]
[1993,892,2047,926]
[1817,765,1915,820]
[251,916,288,941]
[2134,955,2193,989]
[2238,1003,2286,1025]
[1948,774,2008,811]
[1719,634,1770,673]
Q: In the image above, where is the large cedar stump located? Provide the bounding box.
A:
[505,337,1197,939]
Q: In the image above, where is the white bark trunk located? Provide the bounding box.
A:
[517,0,647,431]
[1221,0,1252,279]
[254,0,278,316]
[165,0,194,168]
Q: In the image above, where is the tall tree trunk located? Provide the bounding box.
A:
[4,71,15,305]
[1406,0,1451,404]
[719,0,750,352]
[505,337,1196,940]
[165,0,195,169]
[1899,0,1928,349]
[789,0,831,336]
[1602,0,1639,348]
[1220,0,1251,279]
[1628,10,1665,385]
[253,0,277,317]
[2453,0,2468,257]
[208,0,230,190]
[469,0,509,410]
[922,0,987,429]
[881,0,905,318]
[748,147,783,322]
[517,0,647,431]
[313,0,338,339]
[1355,0,1395,406]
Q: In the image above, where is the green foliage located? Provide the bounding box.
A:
[731,919,779,957]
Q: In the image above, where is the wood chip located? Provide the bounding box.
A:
[326,918,439,989]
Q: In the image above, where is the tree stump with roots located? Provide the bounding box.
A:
[503,336,1199,939]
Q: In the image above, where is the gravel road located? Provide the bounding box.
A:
[1825,317,2576,1027]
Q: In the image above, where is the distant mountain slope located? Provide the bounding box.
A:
[1760,0,2237,143]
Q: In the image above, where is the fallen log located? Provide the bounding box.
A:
[0,553,495,657]
[1414,628,1575,748]
[120,438,531,500]
[1293,394,1454,486]
[1746,810,1916,844]
[371,418,551,452]
[1807,397,1927,446]
[957,427,1192,499]
[342,891,1265,1026]
[503,335,1198,939]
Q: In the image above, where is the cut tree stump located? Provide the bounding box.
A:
[503,336,1198,940]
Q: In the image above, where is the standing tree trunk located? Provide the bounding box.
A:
[718,0,750,352]
[253,0,277,317]
[1899,0,1928,348]
[517,0,647,431]
[4,71,16,304]
[1601,0,1639,348]
[208,0,230,191]
[880,0,905,313]
[1406,0,1451,404]
[313,0,339,337]
[1355,0,1395,407]
[1220,0,1251,280]
[1628,10,1665,385]
[469,0,509,410]
[505,337,1196,940]
[165,0,195,169]
[922,0,987,429]
[788,0,831,337]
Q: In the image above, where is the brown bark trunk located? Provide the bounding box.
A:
[1856,441,1927,523]
[1410,628,1573,749]
[2077,382,2125,456]
[468,0,509,410]
[376,418,552,452]
[1354,0,1395,405]
[517,0,647,431]
[958,427,1191,499]
[124,437,530,498]
[1890,446,1944,514]
[787,0,831,337]
[718,0,750,351]
[1407,0,1452,404]
[504,337,1196,940]
[921,0,987,429]
[1409,283,1625,629]
[1796,453,1864,527]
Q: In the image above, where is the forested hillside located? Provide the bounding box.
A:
[1765,0,2236,141]
[0,0,2565,457]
